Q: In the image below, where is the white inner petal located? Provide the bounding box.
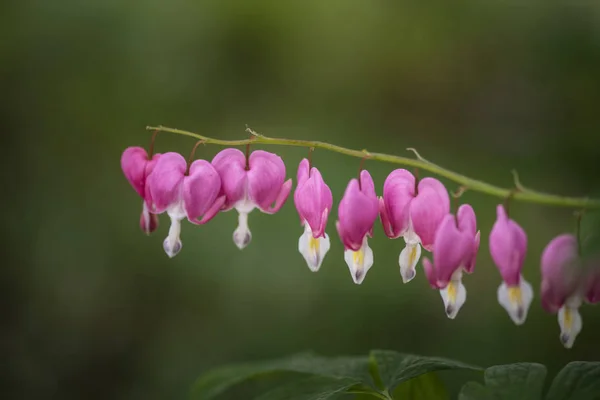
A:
[558,296,583,349]
[233,211,252,250]
[439,270,466,319]
[235,197,256,214]
[344,236,374,285]
[164,208,184,258]
[403,224,421,245]
[497,275,534,325]
[399,242,421,283]
[298,223,330,272]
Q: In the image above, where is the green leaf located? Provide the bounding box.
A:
[545,361,600,400]
[392,372,449,400]
[370,350,482,392]
[458,382,493,400]
[190,352,372,399]
[253,376,359,400]
[459,363,546,400]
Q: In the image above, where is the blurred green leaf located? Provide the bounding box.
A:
[252,376,359,400]
[545,362,600,400]
[370,350,482,392]
[458,382,494,400]
[392,372,449,400]
[190,352,371,399]
[459,363,546,400]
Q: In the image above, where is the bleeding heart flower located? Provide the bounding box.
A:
[540,233,596,348]
[294,159,333,271]
[379,169,450,283]
[336,170,379,284]
[121,146,161,235]
[422,204,480,319]
[146,152,225,257]
[489,204,533,325]
[212,148,292,249]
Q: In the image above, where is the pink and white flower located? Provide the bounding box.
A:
[212,149,292,249]
[146,152,225,257]
[379,169,450,283]
[293,159,333,271]
[121,146,162,235]
[336,170,379,284]
[489,204,533,325]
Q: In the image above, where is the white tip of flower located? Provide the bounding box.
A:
[344,237,374,284]
[233,212,252,250]
[298,224,330,272]
[558,299,583,349]
[399,242,421,283]
[163,216,183,258]
[497,276,534,325]
[440,276,466,319]
[163,237,182,258]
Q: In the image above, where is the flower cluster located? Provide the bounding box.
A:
[121,143,599,348]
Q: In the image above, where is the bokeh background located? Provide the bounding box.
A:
[3,0,600,398]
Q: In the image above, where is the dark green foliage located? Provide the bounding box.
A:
[191,351,600,400]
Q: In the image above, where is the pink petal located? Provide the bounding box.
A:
[432,214,473,284]
[410,177,450,250]
[192,195,227,225]
[457,204,479,273]
[121,147,150,197]
[464,230,480,274]
[212,148,247,210]
[337,175,379,251]
[585,263,600,304]
[262,178,292,214]
[247,150,289,212]
[359,170,377,199]
[422,257,439,289]
[294,165,333,237]
[296,158,310,187]
[146,152,186,213]
[139,201,159,235]
[540,234,581,312]
[183,159,222,222]
[457,204,477,236]
[317,208,330,238]
[379,197,394,237]
[489,204,528,286]
[380,169,415,238]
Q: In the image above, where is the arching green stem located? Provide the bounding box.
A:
[146,125,600,209]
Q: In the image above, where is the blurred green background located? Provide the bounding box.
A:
[3,0,600,398]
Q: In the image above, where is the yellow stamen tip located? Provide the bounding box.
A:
[353,250,364,266]
[508,286,522,305]
[408,247,417,266]
[309,236,320,253]
[447,282,457,303]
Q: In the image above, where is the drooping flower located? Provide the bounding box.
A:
[540,233,586,348]
[146,152,225,257]
[379,169,450,283]
[293,159,333,271]
[121,146,162,235]
[211,148,293,249]
[336,170,379,284]
[422,204,480,319]
[489,204,533,325]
